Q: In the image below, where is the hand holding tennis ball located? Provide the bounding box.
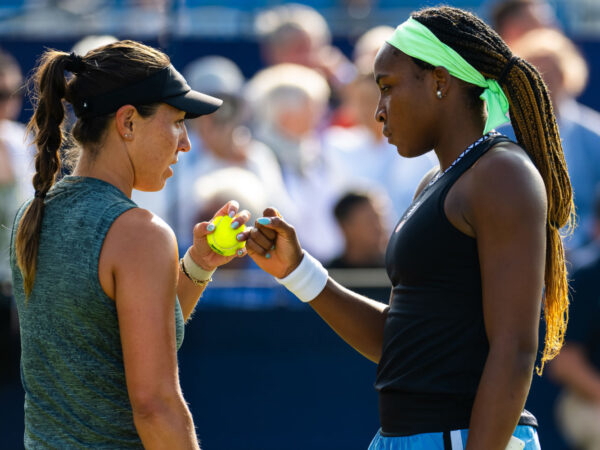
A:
[207,215,246,256]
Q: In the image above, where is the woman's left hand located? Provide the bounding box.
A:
[187,200,251,271]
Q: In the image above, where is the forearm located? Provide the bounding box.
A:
[133,395,200,449]
[177,267,209,321]
[310,278,388,363]
[177,249,215,321]
[466,347,535,449]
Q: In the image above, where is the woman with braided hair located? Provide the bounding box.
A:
[244,5,573,449]
[10,41,251,448]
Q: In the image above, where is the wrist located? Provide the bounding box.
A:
[180,249,216,287]
[275,251,328,302]
[187,247,215,272]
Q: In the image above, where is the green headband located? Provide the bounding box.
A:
[386,17,510,134]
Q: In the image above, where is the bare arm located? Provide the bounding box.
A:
[460,146,547,449]
[549,343,600,403]
[100,209,199,449]
[245,209,389,363]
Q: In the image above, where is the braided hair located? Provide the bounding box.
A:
[16,40,169,297]
[412,6,574,373]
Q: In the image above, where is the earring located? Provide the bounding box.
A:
[124,133,132,139]
[436,90,443,99]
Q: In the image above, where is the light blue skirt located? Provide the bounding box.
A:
[368,425,540,450]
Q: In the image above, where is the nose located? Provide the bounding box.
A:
[375,103,386,123]
[179,122,191,153]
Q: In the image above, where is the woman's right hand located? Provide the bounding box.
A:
[244,207,304,279]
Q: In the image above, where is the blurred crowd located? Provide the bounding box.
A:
[2,1,600,447]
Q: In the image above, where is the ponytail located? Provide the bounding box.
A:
[16,51,71,297]
[500,55,574,373]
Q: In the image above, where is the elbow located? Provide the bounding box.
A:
[129,387,181,421]
[488,339,538,377]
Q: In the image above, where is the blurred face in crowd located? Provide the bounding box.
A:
[341,198,387,254]
[341,74,382,133]
[0,65,23,121]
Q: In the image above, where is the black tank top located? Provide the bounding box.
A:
[377,134,537,435]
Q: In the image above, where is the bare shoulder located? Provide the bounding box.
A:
[107,207,176,255]
[99,207,177,299]
[473,140,546,201]
[468,140,547,227]
[448,140,547,237]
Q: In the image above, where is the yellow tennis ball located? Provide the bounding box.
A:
[207,215,246,256]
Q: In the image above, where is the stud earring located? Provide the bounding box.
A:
[124,133,132,139]
[436,90,443,99]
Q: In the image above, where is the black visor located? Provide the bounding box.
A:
[73,65,223,119]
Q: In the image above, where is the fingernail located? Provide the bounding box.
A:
[228,210,235,218]
[257,218,271,225]
[265,252,271,259]
[207,223,215,232]
[237,249,244,256]
[270,245,276,250]
[230,221,239,229]
[236,233,244,241]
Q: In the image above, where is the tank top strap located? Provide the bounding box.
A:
[441,134,514,187]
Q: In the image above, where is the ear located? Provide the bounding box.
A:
[431,66,451,98]
[115,105,137,140]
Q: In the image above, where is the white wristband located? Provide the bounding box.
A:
[275,251,328,302]
[182,249,216,284]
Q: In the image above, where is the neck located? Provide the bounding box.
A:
[73,138,134,198]
[433,123,485,172]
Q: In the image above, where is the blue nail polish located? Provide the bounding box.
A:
[265,252,271,259]
[230,221,239,229]
[271,245,276,250]
[237,249,244,256]
[257,218,271,225]
[236,233,244,241]
[228,210,235,218]
[207,223,215,232]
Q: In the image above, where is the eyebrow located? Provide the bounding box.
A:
[374,74,388,84]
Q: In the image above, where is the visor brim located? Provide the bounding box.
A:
[165,89,223,119]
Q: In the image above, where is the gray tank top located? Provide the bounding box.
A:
[10,176,184,449]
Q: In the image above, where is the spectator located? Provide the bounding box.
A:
[506,27,600,251]
[352,25,395,75]
[245,62,345,262]
[327,190,389,269]
[548,189,600,448]
[254,3,355,102]
[489,0,559,48]
[0,47,34,384]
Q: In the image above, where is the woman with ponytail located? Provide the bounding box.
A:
[10,40,250,448]
[244,5,573,449]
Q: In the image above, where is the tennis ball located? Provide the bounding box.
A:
[207,215,246,256]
